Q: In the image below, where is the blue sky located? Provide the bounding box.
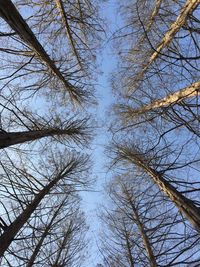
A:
[0,1,120,265]
[1,1,200,265]
[80,1,122,265]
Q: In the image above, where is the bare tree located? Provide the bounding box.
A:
[114,144,200,233]
[55,0,82,67]
[110,0,200,242]
[99,174,200,266]
[133,0,199,85]
[0,149,89,257]
[118,81,200,120]
[0,0,87,102]
[2,194,88,267]
[0,114,90,149]
[0,0,103,104]
[0,0,102,265]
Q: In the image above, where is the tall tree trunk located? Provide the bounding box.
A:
[134,0,199,83]
[55,0,83,69]
[51,221,72,266]
[122,221,135,267]
[125,150,200,233]
[122,81,200,119]
[0,163,74,256]
[0,0,80,102]
[26,199,66,267]
[0,127,82,149]
[122,187,157,267]
[135,0,163,47]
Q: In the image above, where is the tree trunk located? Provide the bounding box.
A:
[122,221,135,267]
[123,187,157,267]
[0,0,80,102]
[26,199,66,267]
[133,205,157,267]
[55,0,83,69]
[0,127,80,149]
[135,0,162,47]
[51,221,72,266]
[122,81,200,119]
[0,165,72,256]
[134,0,199,83]
[129,152,200,233]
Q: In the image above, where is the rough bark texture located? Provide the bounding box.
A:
[0,128,81,148]
[134,0,199,83]
[123,81,200,118]
[131,152,200,233]
[55,0,83,69]
[0,0,80,102]
[0,168,69,256]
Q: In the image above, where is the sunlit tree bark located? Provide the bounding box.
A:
[134,0,199,85]
[119,81,200,120]
[117,146,200,233]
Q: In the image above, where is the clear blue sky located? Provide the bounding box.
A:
[80,1,122,266]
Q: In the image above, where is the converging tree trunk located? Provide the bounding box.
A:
[119,147,200,233]
[55,0,83,69]
[121,81,200,119]
[134,0,199,83]
[122,187,157,267]
[26,198,67,267]
[0,0,81,102]
[135,0,163,47]
[0,126,84,149]
[51,221,73,266]
[0,158,78,256]
[121,220,135,267]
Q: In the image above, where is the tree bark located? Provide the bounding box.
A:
[0,0,80,102]
[127,151,200,233]
[26,199,66,267]
[134,0,199,83]
[55,0,83,69]
[0,127,81,149]
[123,187,157,267]
[136,0,163,47]
[0,163,74,256]
[122,81,200,119]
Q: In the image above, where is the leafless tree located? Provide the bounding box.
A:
[0,101,91,149]
[0,149,89,258]
[109,0,200,238]
[113,144,200,232]
[111,0,200,138]
[0,0,104,104]
[0,0,103,265]
[106,3,200,259]
[2,194,88,267]
[99,173,200,266]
